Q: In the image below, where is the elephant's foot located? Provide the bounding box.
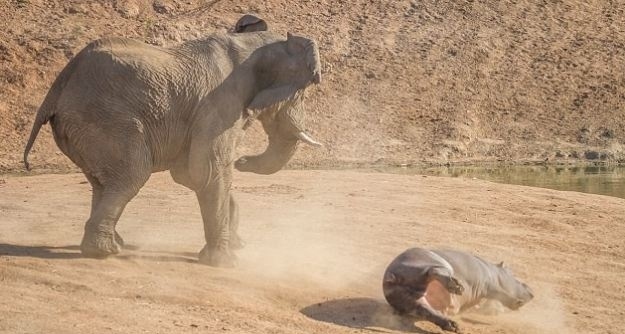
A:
[229,233,245,250]
[80,231,122,258]
[114,230,125,247]
[198,244,237,267]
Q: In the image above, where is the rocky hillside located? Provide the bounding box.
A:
[1,0,624,172]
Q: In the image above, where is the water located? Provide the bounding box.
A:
[371,165,625,200]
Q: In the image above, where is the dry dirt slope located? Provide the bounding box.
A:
[1,170,625,334]
[1,0,625,172]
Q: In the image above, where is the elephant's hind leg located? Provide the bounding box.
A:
[52,110,151,257]
[85,175,126,252]
[81,191,129,257]
[81,185,148,257]
[80,156,150,258]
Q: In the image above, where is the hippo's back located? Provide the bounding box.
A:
[384,248,452,279]
[430,249,495,286]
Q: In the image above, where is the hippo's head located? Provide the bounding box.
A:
[495,263,534,310]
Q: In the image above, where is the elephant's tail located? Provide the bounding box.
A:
[23,105,49,171]
[23,47,86,171]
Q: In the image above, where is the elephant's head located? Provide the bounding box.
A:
[235,31,322,175]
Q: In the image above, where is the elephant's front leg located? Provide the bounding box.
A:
[228,194,245,250]
[196,181,237,267]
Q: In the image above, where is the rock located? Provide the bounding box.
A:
[153,0,175,14]
[577,126,591,143]
[66,4,87,14]
[116,0,140,19]
[584,150,599,160]
[598,127,614,140]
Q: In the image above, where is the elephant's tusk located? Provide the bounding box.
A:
[296,131,323,147]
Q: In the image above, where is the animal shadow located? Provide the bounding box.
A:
[116,251,197,264]
[300,298,437,334]
[0,243,196,264]
[0,243,82,259]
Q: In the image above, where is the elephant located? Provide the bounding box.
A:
[22,15,322,267]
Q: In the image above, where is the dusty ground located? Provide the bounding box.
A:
[2,0,625,172]
[1,170,624,334]
[2,1,625,333]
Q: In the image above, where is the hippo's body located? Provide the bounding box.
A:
[383,247,533,332]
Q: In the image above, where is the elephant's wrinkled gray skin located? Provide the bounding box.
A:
[23,18,322,267]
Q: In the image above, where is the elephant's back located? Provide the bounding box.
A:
[78,37,176,74]
[58,37,178,118]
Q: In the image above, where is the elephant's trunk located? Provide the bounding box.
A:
[235,92,319,174]
[234,134,299,175]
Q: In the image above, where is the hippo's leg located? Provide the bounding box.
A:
[413,296,460,333]
[428,267,464,295]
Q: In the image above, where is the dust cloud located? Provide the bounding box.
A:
[492,283,573,334]
[237,186,373,293]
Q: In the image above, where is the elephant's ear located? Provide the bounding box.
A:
[286,33,321,84]
[286,32,309,55]
[247,85,297,110]
[234,14,268,33]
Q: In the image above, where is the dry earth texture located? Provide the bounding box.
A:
[1,170,624,334]
[1,0,625,172]
[1,2,625,334]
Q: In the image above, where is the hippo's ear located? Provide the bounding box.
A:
[384,272,399,284]
[497,261,505,268]
[234,14,268,33]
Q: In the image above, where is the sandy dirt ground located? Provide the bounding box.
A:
[1,170,624,334]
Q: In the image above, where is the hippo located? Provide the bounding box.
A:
[382,247,534,332]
